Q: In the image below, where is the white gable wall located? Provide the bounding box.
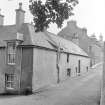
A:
[32,47,57,91]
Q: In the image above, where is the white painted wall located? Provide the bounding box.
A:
[32,47,90,92]
[32,48,57,91]
[59,53,90,80]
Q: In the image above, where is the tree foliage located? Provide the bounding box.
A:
[29,0,78,32]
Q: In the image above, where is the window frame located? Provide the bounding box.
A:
[7,42,16,65]
[5,74,15,89]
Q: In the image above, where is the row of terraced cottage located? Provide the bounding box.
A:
[0,3,96,94]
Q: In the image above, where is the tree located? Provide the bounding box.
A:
[29,0,78,32]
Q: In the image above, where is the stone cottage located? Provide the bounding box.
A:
[58,21,103,66]
[0,3,90,94]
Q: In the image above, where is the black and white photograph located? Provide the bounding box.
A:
[0,0,104,105]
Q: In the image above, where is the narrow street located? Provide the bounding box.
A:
[0,64,102,105]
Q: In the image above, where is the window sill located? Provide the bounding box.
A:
[6,87,14,90]
[7,63,16,65]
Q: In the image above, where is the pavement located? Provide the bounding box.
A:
[0,63,102,105]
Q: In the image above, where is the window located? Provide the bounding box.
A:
[7,42,16,65]
[67,53,69,63]
[87,66,88,72]
[78,60,81,73]
[75,67,77,73]
[75,67,78,76]
[5,74,15,89]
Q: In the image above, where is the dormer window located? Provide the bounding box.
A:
[7,42,16,65]
[16,32,23,41]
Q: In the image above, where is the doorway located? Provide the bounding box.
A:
[67,68,71,77]
[78,60,81,75]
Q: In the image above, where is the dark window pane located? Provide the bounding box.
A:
[5,74,15,89]
[7,42,16,64]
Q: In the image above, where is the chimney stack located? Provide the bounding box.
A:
[82,28,87,36]
[0,9,4,26]
[67,21,77,27]
[15,2,25,28]
[99,34,103,42]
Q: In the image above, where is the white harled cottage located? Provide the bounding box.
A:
[0,3,90,94]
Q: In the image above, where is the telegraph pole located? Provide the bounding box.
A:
[57,43,60,83]
[100,42,105,105]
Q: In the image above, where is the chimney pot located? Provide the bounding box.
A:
[19,2,22,9]
[72,33,79,45]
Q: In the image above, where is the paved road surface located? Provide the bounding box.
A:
[0,64,102,105]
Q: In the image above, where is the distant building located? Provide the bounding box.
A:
[0,3,90,94]
[58,20,103,66]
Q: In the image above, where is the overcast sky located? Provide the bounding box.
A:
[0,0,105,40]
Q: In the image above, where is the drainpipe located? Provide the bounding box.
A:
[18,45,22,94]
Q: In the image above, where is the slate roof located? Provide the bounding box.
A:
[45,31,88,56]
[0,25,17,40]
[27,24,55,49]
[27,24,88,56]
[0,23,88,57]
